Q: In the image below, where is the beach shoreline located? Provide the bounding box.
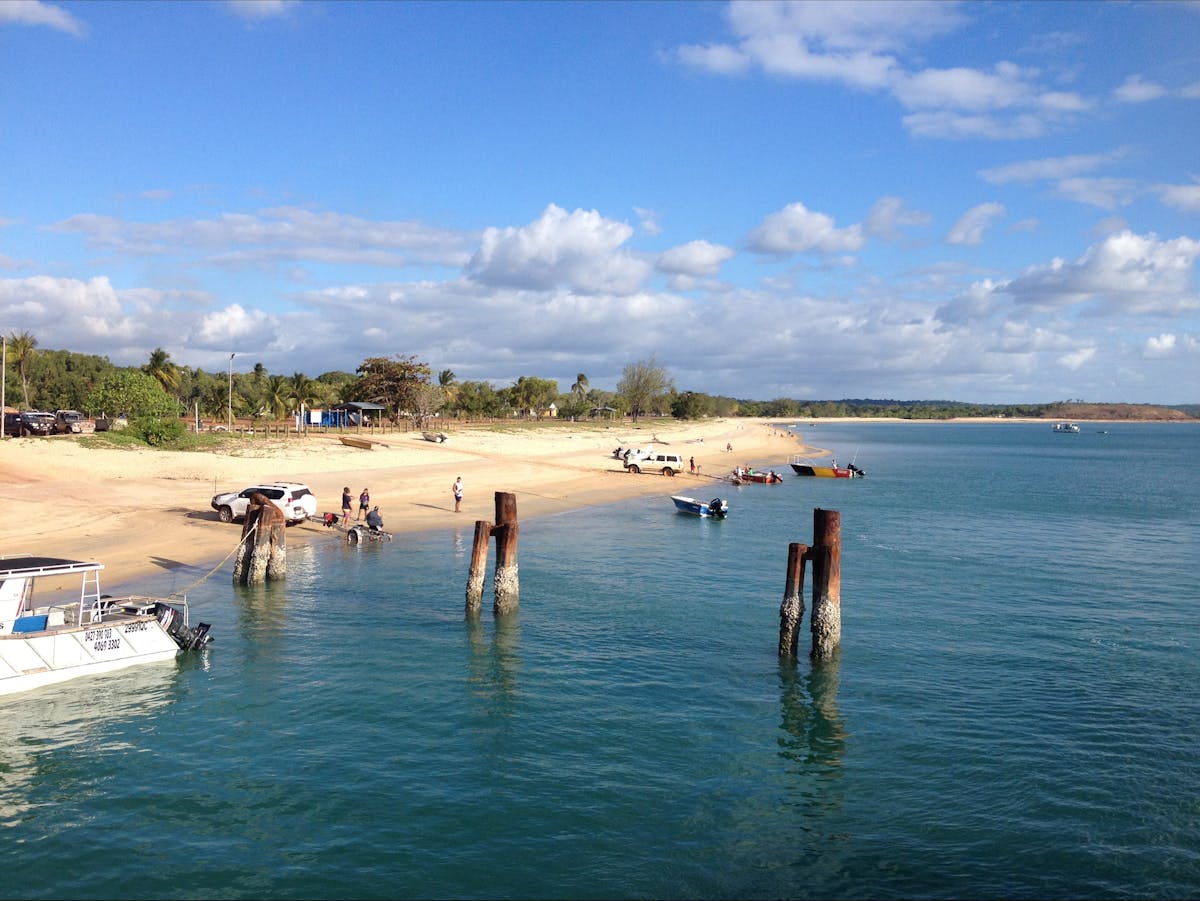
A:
[0,417,810,591]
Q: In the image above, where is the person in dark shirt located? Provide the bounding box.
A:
[365,506,384,531]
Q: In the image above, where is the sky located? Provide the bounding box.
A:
[1,0,1198,405]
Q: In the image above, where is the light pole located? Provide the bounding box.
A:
[227,353,235,430]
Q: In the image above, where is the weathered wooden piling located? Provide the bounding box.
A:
[232,493,286,584]
[465,519,493,616]
[492,492,519,615]
[809,507,841,661]
[777,542,809,658]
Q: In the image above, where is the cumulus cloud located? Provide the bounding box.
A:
[467,204,652,295]
[746,202,864,256]
[656,240,735,277]
[0,0,84,36]
[1000,231,1200,314]
[946,202,1005,246]
[1143,333,1176,358]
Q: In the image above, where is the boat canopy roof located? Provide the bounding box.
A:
[0,556,104,579]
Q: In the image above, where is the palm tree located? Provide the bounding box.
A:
[290,372,320,409]
[264,375,294,420]
[145,347,180,395]
[438,369,458,413]
[571,372,589,399]
[7,330,38,408]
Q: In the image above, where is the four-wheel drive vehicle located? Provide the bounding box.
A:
[210,483,318,524]
[3,411,55,437]
[624,449,686,476]
[53,410,84,434]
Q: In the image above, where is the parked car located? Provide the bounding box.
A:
[3,411,55,437]
[53,410,84,434]
[624,448,685,476]
[210,483,318,524]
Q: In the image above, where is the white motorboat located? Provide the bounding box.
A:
[0,555,212,697]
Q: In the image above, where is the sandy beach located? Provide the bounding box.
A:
[0,418,813,590]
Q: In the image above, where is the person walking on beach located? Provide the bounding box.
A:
[689,456,696,475]
[452,476,463,512]
[341,487,352,526]
[358,488,370,520]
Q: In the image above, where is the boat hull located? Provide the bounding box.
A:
[671,496,728,518]
[789,463,859,478]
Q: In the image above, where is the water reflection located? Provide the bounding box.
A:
[778,654,848,779]
[466,614,521,720]
[0,662,186,826]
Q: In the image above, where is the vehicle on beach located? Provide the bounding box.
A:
[52,410,84,434]
[624,449,685,476]
[3,411,55,437]
[671,495,728,518]
[0,554,212,697]
[211,483,318,524]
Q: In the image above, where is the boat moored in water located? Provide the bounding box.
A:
[788,455,865,478]
[1052,422,1081,433]
[730,468,784,484]
[671,496,729,518]
[0,556,212,697]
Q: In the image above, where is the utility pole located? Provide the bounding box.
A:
[228,353,235,430]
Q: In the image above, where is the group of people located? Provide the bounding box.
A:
[335,477,464,531]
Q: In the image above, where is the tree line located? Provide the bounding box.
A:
[6,330,1157,427]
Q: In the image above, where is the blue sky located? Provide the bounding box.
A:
[2,0,1198,404]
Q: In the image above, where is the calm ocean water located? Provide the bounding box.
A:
[2,422,1197,900]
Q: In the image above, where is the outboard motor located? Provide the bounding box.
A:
[708,498,726,518]
[154,602,214,651]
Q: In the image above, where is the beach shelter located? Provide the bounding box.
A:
[327,401,388,428]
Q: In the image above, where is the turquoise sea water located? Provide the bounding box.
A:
[2,422,1198,900]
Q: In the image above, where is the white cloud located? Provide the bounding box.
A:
[223,0,297,21]
[1058,346,1096,369]
[1113,74,1167,103]
[192,303,276,347]
[865,196,932,239]
[1143,333,1176,358]
[0,0,84,36]
[979,150,1128,185]
[1001,231,1200,314]
[946,202,1005,246]
[634,207,663,237]
[746,202,864,256]
[656,240,735,277]
[1055,177,1137,210]
[1157,180,1200,212]
[467,204,651,295]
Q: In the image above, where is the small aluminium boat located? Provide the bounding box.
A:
[422,432,448,443]
[671,496,729,518]
[1052,422,1080,433]
[730,468,783,484]
[788,455,865,478]
[0,555,212,697]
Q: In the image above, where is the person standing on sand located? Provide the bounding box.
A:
[689,456,696,474]
[452,476,463,512]
[341,487,352,526]
[358,487,370,520]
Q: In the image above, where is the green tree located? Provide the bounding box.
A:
[263,375,295,419]
[617,355,673,421]
[509,375,559,418]
[144,348,180,396]
[86,369,177,419]
[7,330,38,408]
[351,355,433,419]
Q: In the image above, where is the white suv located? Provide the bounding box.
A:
[211,483,318,524]
[624,449,685,476]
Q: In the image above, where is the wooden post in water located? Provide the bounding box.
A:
[778,542,809,658]
[233,493,287,584]
[465,519,493,617]
[492,491,519,615]
[810,507,841,661]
